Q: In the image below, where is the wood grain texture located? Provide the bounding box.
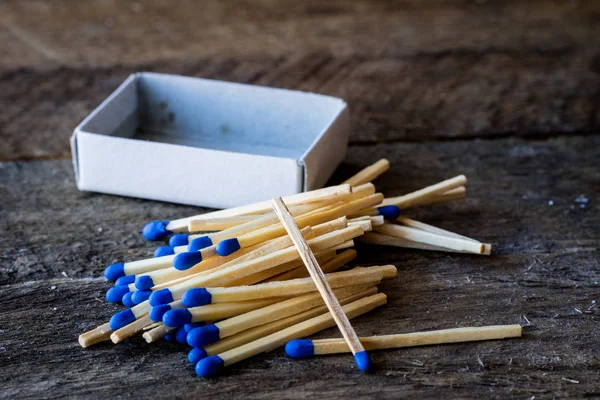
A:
[1,0,600,160]
[1,0,600,397]
[1,136,599,398]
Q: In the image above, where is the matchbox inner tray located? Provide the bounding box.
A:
[71,72,350,209]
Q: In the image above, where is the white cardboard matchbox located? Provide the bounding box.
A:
[71,72,349,209]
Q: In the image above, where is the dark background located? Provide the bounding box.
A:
[1,1,599,398]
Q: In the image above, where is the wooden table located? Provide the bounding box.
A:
[1,1,599,398]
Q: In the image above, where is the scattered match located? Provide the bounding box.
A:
[79,159,519,378]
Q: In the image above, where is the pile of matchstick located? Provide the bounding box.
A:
[79,159,521,377]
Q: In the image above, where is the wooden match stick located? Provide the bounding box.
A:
[268,248,357,282]
[359,232,461,252]
[150,225,369,306]
[111,314,152,344]
[160,184,353,233]
[397,216,479,242]
[162,297,285,328]
[189,287,379,363]
[285,325,523,357]
[195,293,387,377]
[343,159,390,186]
[143,324,176,343]
[78,322,112,348]
[186,285,374,348]
[384,175,467,209]
[183,265,394,306]
[375,223,489,255]
[272,197,373,371]
[211,191,382,257]
[187,215,261,232]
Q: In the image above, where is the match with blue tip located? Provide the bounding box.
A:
[175,327,189,344]
[154,245,174,258]
[135,275,155,290]
[188,236,213,252]
[184,323,204,333]
[150,304,172,322]
[149,289,174,306]
[188,347,208,363]
[173,251,203,271]
[354,351,372,371]
[163,309,193,327]
[195,355,224,377]
[187,324,221,347]
[285,339,315,358]
[104,263,125,281]
[376,205,401,220]
[169,233,190,248]
[106,285,130,303]
[115,275,136,286]
[182,288,212,307]
[142,221,172,241]
[215,238,241,256]
[122,292,136,307]
[109,309,136,331]
[131,290,152,304]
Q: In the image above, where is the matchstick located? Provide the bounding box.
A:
[103,255,176,281]
[396,216,479,242]
[184,184,374,247]
[144,184,353,238]
[383,175,467,210]
[285,325,523,357]
[188,287,379,363]
[343,159,390,186]
[272,197,373,371]
[213,192,382,257]
[148,226,369,307]
[267,248,357,282]
[162,297,285,328]
[359,232,461,252]
[375,223,489,255]
[111,314,153,344]
[187,215,261,232]
[137,226,316,290]
[142,324,176,344]
[186,284,374,348]
[195,293,387,377]
[178,265,394,308]
[78,322,112,348]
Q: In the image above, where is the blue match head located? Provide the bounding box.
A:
[188,347,208,364]
[150,304,171,322]
[189,236,213,252]
[122,292,135,307]
[149,288,173,306]
[195,355,224,377]
[174,251,202,271]
[131,290,152,304]
[182,288,212,307]
[176,327,189,344]
[154,245,174,258]
[354,350,372,371]
[216,238,241,256]
[165,333,175,341]
[163,308,192,328]
[184,323,204,333]
[285,339,315,358]
[106,285,130,303]
[169,233,190,248]
[377,205,401,220]
[135,275,154,290]
[187,324,221,348]
[115,275,135,286]
[109,309,136,331]
[104,263,125,281]
[142,221,172,241]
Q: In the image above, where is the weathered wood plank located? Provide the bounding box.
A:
[2,47,600,161]
[1,0,598,69]
[1,136,599,397]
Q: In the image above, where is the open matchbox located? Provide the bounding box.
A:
[71,72,350,209]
